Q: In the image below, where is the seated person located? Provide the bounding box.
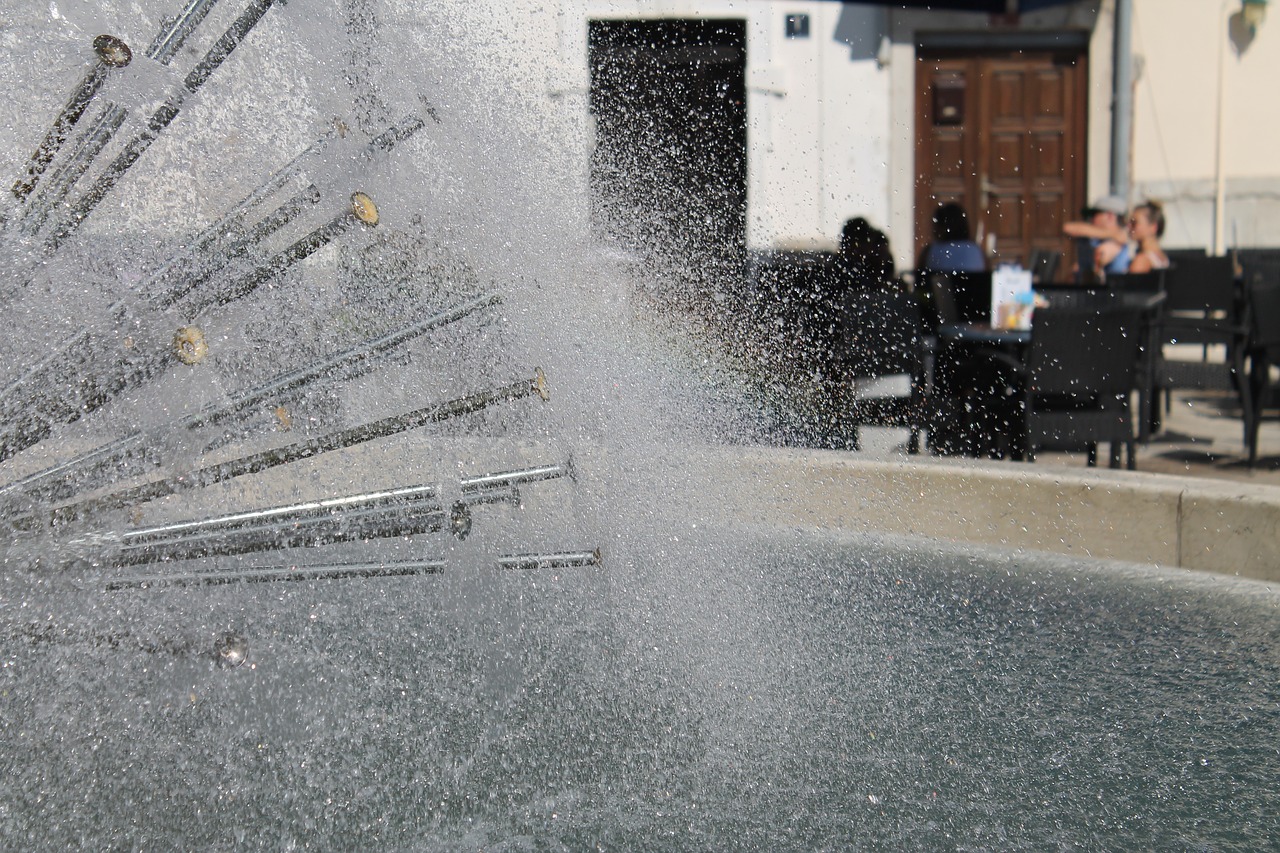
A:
[919,202,985,274]
[1127,200,1169,273]
[838,217,895,291]
[1063,195,1132,282]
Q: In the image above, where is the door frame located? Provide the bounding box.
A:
[913,43,1089,270]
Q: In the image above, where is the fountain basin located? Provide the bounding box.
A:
[629,445,1280,584]
[3,491,1276,850]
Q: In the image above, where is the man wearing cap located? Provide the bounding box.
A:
[1063,194,1132,283]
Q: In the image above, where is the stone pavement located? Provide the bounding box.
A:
[857,387,1280,489]
[1113,388,1280,486]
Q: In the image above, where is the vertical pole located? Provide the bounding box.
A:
[1110,0,1134,202]
[1214,0,1230,256]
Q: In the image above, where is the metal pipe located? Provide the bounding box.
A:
[181,290,501,429]
[143,132,341,293]
[1110,0,1134,201]
[0,191,376,460]
[11,35,133,202]
[48,0,283,248]
[104,547,601,589]
[146,0,224,64]
[157,183,323,309]
[186,190,379,314]
[0,320,173,463]
[105,558,446,590]
[497,549,603,571]
[17,0,224,237]
[46,368,549,528]
[130,482,442,544]
[115,501,457,565]
[105,459,571,565]
[16,105,130,236]
[142,113,424,299]
[1213,0,1231,255]
[460,456,571,494]
[0,291,500,506]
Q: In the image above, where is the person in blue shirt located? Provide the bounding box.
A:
[1063,195,1132,282]
[919,203,985,274]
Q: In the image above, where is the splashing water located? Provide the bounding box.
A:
[0,2,1277,849]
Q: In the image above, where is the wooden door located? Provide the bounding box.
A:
[915,49,1087,272]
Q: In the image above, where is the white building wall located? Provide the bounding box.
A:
[461,0,896,255]
[1130,0,1280,250]
[745,2,892,251]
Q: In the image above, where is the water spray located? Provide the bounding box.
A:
[0,291,501,507]
[39,368,550,530]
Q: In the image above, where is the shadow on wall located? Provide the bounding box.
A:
[833,5,887,61]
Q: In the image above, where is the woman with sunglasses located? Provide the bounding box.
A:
[1127,200,1169,274]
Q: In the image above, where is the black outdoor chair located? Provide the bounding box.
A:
[926,270,992,326]
[1017,306,1144,469]
[1243,261,1280,466]
[1027,248,1061,285]
[926,271,1022,458]
[1106,270,1166,295]
[1104,270,1168,437]
[1232,247,1280,279]
[1155,254,1251,444]
[1164,247,1208,269]
[832,289,929,453]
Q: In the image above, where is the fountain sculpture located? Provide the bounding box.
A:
[0,1,1276,849]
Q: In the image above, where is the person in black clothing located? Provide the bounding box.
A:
[838,217,895,292]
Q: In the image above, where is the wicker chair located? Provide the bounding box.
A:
[831,289,930,453]
[1018,306,1144,469]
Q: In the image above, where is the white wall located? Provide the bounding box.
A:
[482,0,896,254]
[745,2,892,251]
[1130,0,1280,250]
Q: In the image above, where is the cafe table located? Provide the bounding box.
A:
[936,287,1168,444]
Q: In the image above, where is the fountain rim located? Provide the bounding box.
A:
[600,443,1280,586]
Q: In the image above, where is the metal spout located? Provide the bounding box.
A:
[100,549,600,590]
[214,632,248,667]
[43,369,550,529]
[105,558,447,590]
[0,292,501,501]
[172,325,209,365]
[497,549,603,571]
[10,34,132,202]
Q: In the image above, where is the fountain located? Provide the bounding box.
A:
[1,1,1277,849]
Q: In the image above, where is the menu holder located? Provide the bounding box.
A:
[992,265,1034,330]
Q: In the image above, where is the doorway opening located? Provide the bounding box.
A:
[588,18,747,309]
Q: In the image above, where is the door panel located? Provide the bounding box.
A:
[916,48,1086,272]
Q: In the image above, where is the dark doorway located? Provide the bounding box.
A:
[588,19,747,308]
[915,48,1088,273]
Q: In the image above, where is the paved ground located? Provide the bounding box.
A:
[1105,388,1280,485]
[856,386,1280,488]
